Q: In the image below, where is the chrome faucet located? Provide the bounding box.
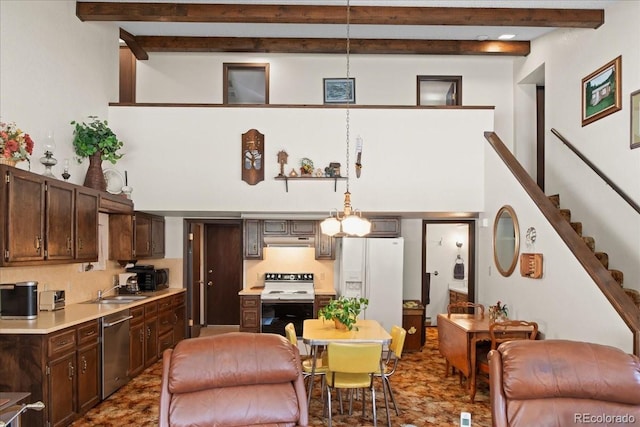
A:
[97,284,123,300]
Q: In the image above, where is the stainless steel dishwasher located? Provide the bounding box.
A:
[101,309,132,399]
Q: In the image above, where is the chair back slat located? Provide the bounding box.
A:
[327,342,382,373]
[489,320,538,350]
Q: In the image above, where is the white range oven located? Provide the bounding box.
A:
[260,273,315,337]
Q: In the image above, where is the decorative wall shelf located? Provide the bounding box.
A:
[274,176,346,192]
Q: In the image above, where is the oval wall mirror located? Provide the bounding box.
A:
[493,205,520,277]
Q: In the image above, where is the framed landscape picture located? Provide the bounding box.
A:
[581,56,621,126]
[631,89,640,149]
[323,78,355,104]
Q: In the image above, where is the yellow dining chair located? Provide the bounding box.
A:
[285,323,328,397]
[325,342,385,427]
[374,325,406,416]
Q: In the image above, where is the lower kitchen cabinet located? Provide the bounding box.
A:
[129,305,146,377]
[130,293,186,378]
[314,294,335,318]
[239,295,260,332]
[0,319,100,427]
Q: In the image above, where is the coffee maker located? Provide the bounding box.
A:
[118,273,139,294]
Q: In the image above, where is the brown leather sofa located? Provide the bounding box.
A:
[159,332,308,427]
[489,339,640,427]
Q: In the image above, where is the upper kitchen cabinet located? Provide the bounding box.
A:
[243,219,263,260]
[315,228,335,260]
[109,211,165,261]
[0,166,99,266]
[262,220,316,236]
[368,217,401,237]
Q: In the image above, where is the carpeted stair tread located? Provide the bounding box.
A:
[559,209,571,222]
[548,194,560,208]
[571,222,583,236]
[595,252,609,269]
[624,288,640,309]
[610,269,624,286]
[582,236,595,251]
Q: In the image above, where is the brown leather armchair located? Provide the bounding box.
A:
[160,332,308,427]
[489,339,640,427]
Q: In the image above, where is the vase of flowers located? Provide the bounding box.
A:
[0,121,34,166]
[489,301,508,322]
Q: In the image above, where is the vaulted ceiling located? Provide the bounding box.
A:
[76,1,609,60]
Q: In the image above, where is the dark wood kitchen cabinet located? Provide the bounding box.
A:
[0,319,100,427]
[144,301,159,367]
[243,219,263,259]
[129,305,146,378]
[368,217,401,237]
[314,294,336,318]
[315,229,335,260]
[239,294,260,332]
[109,211,165,261]
[0,166,99,266]
[263,220,315,236]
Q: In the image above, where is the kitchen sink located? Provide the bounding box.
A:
[83,295,149,304]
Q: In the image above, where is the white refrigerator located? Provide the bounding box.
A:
[337,237,404,331]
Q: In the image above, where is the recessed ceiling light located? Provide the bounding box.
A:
[498,34,516,40]
[477,35,489,41]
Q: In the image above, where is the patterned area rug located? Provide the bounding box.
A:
[71,328,491,426]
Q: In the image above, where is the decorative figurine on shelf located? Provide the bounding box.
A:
[288,168,298,177]
[329,162,341,177]
[277,150,288,177]
[300,157,314,176]
[241,129,264,186]
[315,168,323,177]
[324,166,334,177]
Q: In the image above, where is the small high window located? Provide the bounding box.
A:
[417,76,462,106]
[223,63,270,105]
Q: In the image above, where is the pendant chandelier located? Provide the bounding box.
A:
[320,0,371,238]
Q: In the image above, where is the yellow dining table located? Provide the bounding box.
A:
[302,318,392,425]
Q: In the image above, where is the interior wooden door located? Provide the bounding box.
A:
[190,223,202,337]
[205,222,242,325]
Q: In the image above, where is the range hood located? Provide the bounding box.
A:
[263,236,315,247]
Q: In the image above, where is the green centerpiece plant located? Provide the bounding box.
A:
[318,296,369,331]
[71,116,124,190]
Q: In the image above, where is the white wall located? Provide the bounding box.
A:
[0,0,119,179]
[480,140,632,353]
[107,107,492,214]
[513,0,640,291]
[136,52,515,146]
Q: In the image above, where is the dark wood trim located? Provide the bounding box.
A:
[222,62,270,105]
[133,36,530,56]
[550,128,640,216]
[108,102,495,110]
[422,219,476,304]
[417,75,462,106]
[119,28,148,60]
[119,46,136,103]
[536,86,545,191]
[77,3,604,28]
[485,131,640,356]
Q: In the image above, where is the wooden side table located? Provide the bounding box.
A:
[402,300,425,352]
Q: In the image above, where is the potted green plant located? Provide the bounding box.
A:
[71,116,124,191]
[318,296,369,331]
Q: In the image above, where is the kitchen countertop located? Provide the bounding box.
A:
[0,288,185,335]
[448,285,468,295]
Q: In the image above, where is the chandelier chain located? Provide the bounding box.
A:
[345,0,351,192]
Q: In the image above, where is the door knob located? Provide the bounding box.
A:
[207,281,213,287]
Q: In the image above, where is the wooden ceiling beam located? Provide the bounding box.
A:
[135,36,530,56]
[77,2,604,28]
[119,28,149,60]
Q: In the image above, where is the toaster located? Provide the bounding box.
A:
[40,290,65,311]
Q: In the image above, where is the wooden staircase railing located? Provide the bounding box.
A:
[484,131,640,356]
[551,128,640,215]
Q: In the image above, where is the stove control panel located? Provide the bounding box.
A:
[265,273,314,282]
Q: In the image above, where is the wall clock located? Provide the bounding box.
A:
[241,129,264,185]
